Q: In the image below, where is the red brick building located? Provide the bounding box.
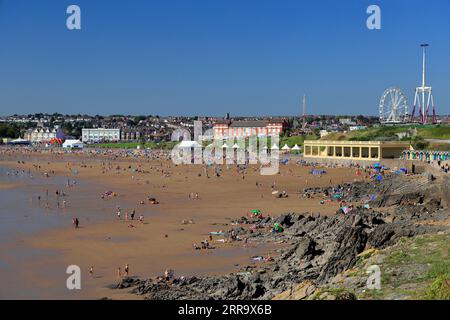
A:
[213,120,284,138]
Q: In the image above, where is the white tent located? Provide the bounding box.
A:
[292,144,301,151]
[232,143,240,149]
[221,143,229,149]
[8,138,31,145]
[271,144,279,150]
[178,140,202,148]
[281,144,291,150]
[63,139,84,149]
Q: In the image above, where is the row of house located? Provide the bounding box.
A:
[81,119,286,143]
[81,128,168,143]
[23,127,59,142]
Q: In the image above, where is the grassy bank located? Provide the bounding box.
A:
[321,125,450,151]
[312,232,450,300]
[322,125,450,142]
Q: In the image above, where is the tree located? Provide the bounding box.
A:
[0,123,21,138]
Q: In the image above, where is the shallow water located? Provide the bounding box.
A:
[0,165,281,299]
[0,167,120,240]
[0,166,129,299]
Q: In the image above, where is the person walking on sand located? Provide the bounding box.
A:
[131,209,135,220]
[124,264,129,276]
[117,209,121,220]
[164,269,173,282]
[139,214,144,223]
[89,266,94,277]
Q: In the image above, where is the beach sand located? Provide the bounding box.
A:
[0,151,366,299]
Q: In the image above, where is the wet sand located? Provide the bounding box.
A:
[0,151,366,299]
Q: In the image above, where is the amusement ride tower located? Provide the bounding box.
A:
[411,44,436,124]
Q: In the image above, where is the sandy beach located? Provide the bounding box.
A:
[0,148,366,299]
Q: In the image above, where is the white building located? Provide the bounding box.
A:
[319,130,330,138]
[349,125,367,131]
[339,118,357,126]
[82,128,120,143]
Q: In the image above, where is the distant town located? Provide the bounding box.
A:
[1,113,449,146]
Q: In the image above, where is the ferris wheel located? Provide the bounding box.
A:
[379,87,409,124]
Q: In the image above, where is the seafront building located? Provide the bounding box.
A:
[24,127,58,142]
[81,128,120,143]
[213,120,284,138]
[303,140,409,161]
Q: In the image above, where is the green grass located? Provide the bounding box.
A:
[417,125,450,139]
[88,141,177,150]
[376,233,449,299]
[321,125,450,142]
[89,135,320,151]
[330,233,450,300]
[279,135,318,148]
[424,275,450,300]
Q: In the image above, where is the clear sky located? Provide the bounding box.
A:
[0,0,449,116]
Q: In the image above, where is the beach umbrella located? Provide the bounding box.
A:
[291,144,300,151]
[281,144,290,150]
[271,144,279,150]
[221,143,229,149]
[232,143,240,149]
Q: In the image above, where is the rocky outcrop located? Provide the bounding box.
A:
[111,174,448,300]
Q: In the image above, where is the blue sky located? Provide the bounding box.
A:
[0,0,449,116]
